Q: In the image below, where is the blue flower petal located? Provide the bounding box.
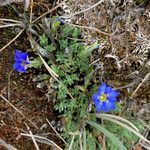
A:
[107,96,117,102]
[97,83,107,94]
[18,67,26,73]
[14,59,21,63]
[92,94,99,105]
[13,63,26,73]
[13,62,20,70]
[105,86,113,94]
[21,53,28,60]
[14,50,28,61]
[15,50,23,60]
[24,60,30,65]
[108,91,119,98]
[15,50,22,57]
[96,102,103,112]
[101,103,109,112]
[106,101,115,110]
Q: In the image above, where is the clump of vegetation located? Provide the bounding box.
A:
[25,19,146,149]
[1,1,149,149]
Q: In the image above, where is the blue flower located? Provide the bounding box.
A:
[92,83,119,112]
[56,18,65,25]
[13,50,30,73]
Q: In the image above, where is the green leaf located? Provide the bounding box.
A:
[29,37,51,58]
[84,70,94,89]
[84,41,99,56]
[114,102,122,113]
[29,58,43,68]
[83,128,86,150]
[51,64,60,75]
[86,133,96,150]
[32,74,50,82]
[64,74,79,85]
[59,39,68,50]
[72,27,81,38]
[44,44,56,52]
[86,120,127,150]
[39,34,48,47]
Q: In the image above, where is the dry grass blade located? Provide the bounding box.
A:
[0,29,24,52]
[131,72,150,99]
[0,95,25,116]
[0,138,17,150]
[60,0,105,19]
[0,18,20,23]
[139,141,150,150]
[20,133,63,150]
[96,113,139,131]
[0,95,38,129]
[25,123,40,150]
[96,116,150,146]
[79,132,83,150]
[38,54,59,78]
[24,0,30,11]
[68,23,111,36]
[29,0,33,23]
[32,0,67,23]
[0,23,22,28]
[68,134,75,150]
[46,118,68,146]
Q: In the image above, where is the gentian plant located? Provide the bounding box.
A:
[12,18,146,149]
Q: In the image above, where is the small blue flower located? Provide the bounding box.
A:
[13,50,30,73]
[56,18,65,25]
[92,83,119,113]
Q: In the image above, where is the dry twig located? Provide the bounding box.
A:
[20,133,63,150]
[0,94,38,129]
[60,0,105,19]
[46,118,68,146]
[131,72,150,99]
[68,23,111,36]
[32,0,67,24]
[0,29,24,52]
[25,123,40,150]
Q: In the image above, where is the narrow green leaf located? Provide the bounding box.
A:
[83,128,86,150]
[68,135,75,150]
[86,120,127,150]
[84,41,98,56]
[32,74,50,82]
[29,58,43,68]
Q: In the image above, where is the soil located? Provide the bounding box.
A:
[0,4,63,150]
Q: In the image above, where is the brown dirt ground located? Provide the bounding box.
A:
[0,4,63,150]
